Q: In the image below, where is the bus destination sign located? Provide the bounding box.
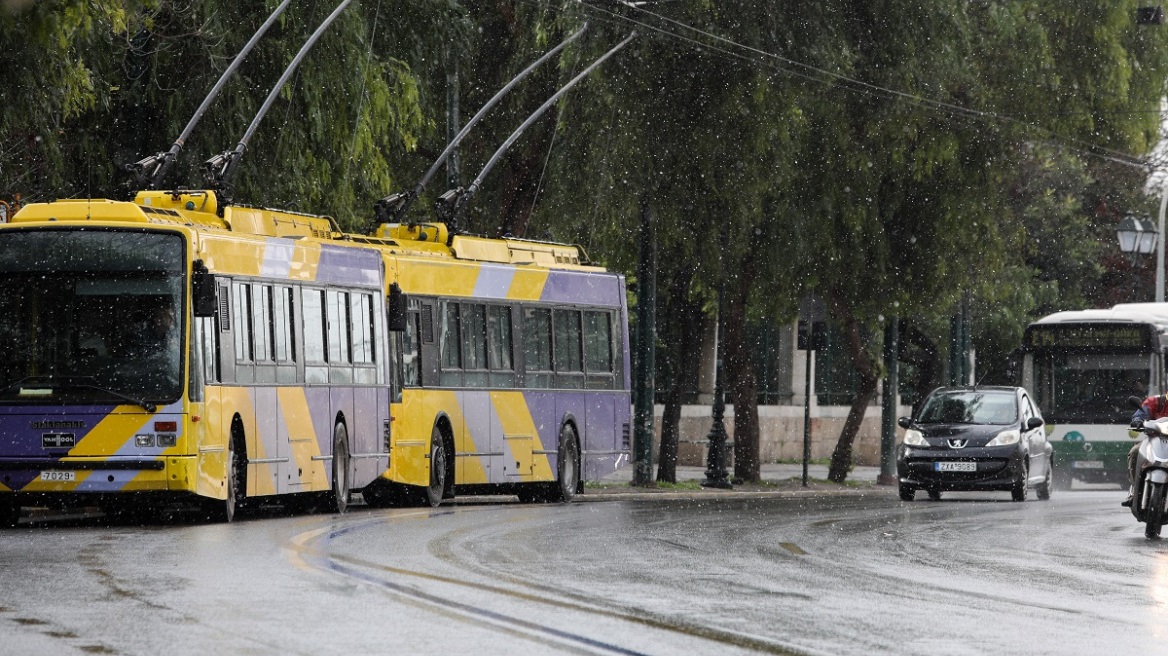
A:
[1024,323,1155,351]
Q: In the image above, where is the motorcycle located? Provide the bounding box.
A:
[1131,416,1168,539]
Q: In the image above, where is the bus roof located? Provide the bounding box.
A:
[10,190,604,273]
[1032,303,1168,329]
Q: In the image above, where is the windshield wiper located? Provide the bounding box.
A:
[0,375,157,413]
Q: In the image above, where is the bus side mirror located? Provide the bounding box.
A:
[192,260,217,318]
[387,282,407,332]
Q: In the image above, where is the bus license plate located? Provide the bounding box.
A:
[39,471,75,482]
[935,461,976,472]
[1072,461,1104,469]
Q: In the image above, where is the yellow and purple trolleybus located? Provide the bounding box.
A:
[0,190,630,525]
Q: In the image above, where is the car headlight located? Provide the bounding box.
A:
[986,430,1020,447]
[903,429,927,446]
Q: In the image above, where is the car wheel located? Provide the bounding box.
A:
[1035,456,1052,501]
[898,485,915,502]
[927,488,942,501]
[1011,459,1029,502]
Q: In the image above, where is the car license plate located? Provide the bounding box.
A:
[935,461,976,472]
[39,471,75,482]
[1072,460,1104,469]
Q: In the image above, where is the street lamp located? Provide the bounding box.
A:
[1117,215,1159,300]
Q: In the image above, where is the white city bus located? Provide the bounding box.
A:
[1018,303,1168,489]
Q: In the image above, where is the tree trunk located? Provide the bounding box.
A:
[827,302,880,484]
[726,232,762,482]
[657,381,682,483]
[656,266,701,483]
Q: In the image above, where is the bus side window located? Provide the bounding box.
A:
[440,301,461,386]
[402,307,420,387]
[554,308,584,389]
[462,303,488,388]
[523,306,553,389]
[302,288,328,384]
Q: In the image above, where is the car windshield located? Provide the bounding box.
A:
[918,391,1017,425]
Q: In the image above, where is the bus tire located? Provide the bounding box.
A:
[1147,482,1166,540]
[0,499,20,527]
[329,423,350,515]
[422,425,447,508]
[213,428,246,523]
[550,423,580,503]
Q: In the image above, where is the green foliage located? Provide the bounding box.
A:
[4,0,1168,392]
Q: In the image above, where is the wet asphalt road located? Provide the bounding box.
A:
[0,486,1163,656]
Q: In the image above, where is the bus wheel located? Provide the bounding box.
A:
[214,434,244,523]
[422,426,446,508]
[1052,464,1073,491]
[0,499,20,527]
[330,423,350,515]
[550,424,580,503]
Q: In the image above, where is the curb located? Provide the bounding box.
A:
[576,482,896,502]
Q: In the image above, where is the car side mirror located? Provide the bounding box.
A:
[1026,416,1044,430]
[897,416,912,429]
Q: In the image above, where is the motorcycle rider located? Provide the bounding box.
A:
[1124,391,1168,507]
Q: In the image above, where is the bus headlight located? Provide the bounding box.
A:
[135,434,154,447]
[986,430,1020,447]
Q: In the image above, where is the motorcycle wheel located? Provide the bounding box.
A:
[1147,481,1167,540]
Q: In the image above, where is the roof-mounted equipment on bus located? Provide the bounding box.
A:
[205,0,354,206]
[433,32,637,242]
[372,23,590,228]
[125,0,292,191]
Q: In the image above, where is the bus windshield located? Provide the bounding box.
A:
[1032,353,1149,423]
[0,230,185,404]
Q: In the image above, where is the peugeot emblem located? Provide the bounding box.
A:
[948,439,968,449]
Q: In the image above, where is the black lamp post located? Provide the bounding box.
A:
[1117,215,1158,300]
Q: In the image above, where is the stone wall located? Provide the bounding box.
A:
[658,402,913,468]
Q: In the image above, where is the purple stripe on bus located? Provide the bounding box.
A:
[316,244,383,287]
[472,264,517,300]
[539,270,623,306]
[4,472,38,491]
[261,239,296,278]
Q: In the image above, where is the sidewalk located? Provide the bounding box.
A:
[583,462,891,501]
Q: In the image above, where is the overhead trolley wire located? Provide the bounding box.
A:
[526,0,1157,170]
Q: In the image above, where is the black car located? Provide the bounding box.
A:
[896,386,1053,502]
